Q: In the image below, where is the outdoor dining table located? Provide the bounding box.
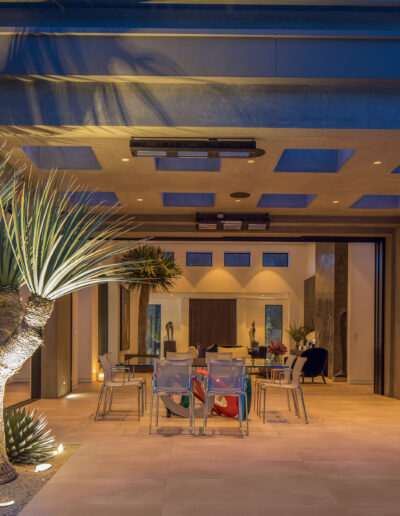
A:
[119,357,288,419]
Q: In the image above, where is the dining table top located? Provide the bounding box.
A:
[119,357,287,370]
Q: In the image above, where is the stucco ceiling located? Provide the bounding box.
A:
[2,126,400,238]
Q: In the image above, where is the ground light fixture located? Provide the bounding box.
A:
[0,500,15,507]
[35,464,52,472]
[130,138,265,159]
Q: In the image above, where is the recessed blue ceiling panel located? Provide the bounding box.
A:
[275,149,355,173]
[69,192,119,206]
[155,158,221,172]
[351,195,400,209]
[257,194,316,208]
[20,146,101,170]
[162,193,215,207]
[391,165,400,174]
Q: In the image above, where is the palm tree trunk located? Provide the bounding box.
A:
[0,288,23,345]
[0,295,54,484]
[137,285,150,355]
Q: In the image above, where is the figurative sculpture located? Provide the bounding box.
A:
[166,321,174,341]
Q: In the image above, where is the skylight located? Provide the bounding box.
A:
[257,194,316,208]
[274,149,355,173]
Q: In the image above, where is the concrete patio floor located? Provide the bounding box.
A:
[17,378,400,516]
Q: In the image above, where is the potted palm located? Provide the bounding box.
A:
[119,245,182,356]
[0,168,139,484]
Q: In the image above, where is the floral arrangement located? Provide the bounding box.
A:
[267,341,288,356]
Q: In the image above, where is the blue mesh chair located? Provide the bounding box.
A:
[149,359,195,434]
[203,359,249,436]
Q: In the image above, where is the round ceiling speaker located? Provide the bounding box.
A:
[230,192,250,199]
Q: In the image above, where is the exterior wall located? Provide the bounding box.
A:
[77,286,98,383]
[347,243,375,385]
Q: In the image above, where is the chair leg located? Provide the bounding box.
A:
[190,392,195,435]
[287,390,291,411]
[103,387,110,416]
[156,393,160,427]
[141,385,145,415]
[291,390,299,417]
[137,387,141,421]
[244,393,249,436]
[322,374,326,384]
[238,394,243,430]
[293,389,300,417]
[203,393,208,434]
[263,387,267,424]
[149,391,154,434]
[108,388,114,411]
[298,386,308,424]
[95,384,105,421]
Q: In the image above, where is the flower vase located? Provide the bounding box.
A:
[272,354,282,364]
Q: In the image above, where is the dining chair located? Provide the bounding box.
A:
[149,358,195,434]
[105,352,147,407]
[205,352,233,361]
[255,354,297,415]
[95,354,144,421]
[260,356,309,424]
[203,359,249,436]
[166,351,193,360]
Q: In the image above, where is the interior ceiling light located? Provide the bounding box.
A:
[247,159,255,164]
[121,158,130,162]
[332,200,340,204]
[196,212,270,232]
[136,198,144,202]
[373,161,382,165]
[130,138,265,159]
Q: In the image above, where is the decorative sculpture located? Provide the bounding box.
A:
[166,321,174,341]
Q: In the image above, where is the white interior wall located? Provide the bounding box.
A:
[347,243,375,385]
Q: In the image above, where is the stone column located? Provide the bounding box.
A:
[315,242,348,378]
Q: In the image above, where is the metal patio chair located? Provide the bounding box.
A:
[260,356,309,424]
[95,354,143,421]
[203,359,249,436]
[149,358,195,434]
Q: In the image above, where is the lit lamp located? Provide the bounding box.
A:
[97,368,104,382]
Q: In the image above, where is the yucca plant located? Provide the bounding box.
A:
[120,245,182,355]
[5,408,55,464]
[0,170,140,483]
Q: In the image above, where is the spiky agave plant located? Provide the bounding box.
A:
[120,245,182,355]
[5,408,55,464]
[0,171,139,483]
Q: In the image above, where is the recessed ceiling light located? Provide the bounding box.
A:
[247,159,255,164]
[136,198,143,202]
[332,200,340,204]
[373,161,382,165]
[235,199,241,203]
[121,158,130,162]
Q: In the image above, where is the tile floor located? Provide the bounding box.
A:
[17,378,400,516]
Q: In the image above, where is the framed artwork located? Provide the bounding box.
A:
[120,285,130,351]
[146,304,161,356]
[265,305,283,345]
